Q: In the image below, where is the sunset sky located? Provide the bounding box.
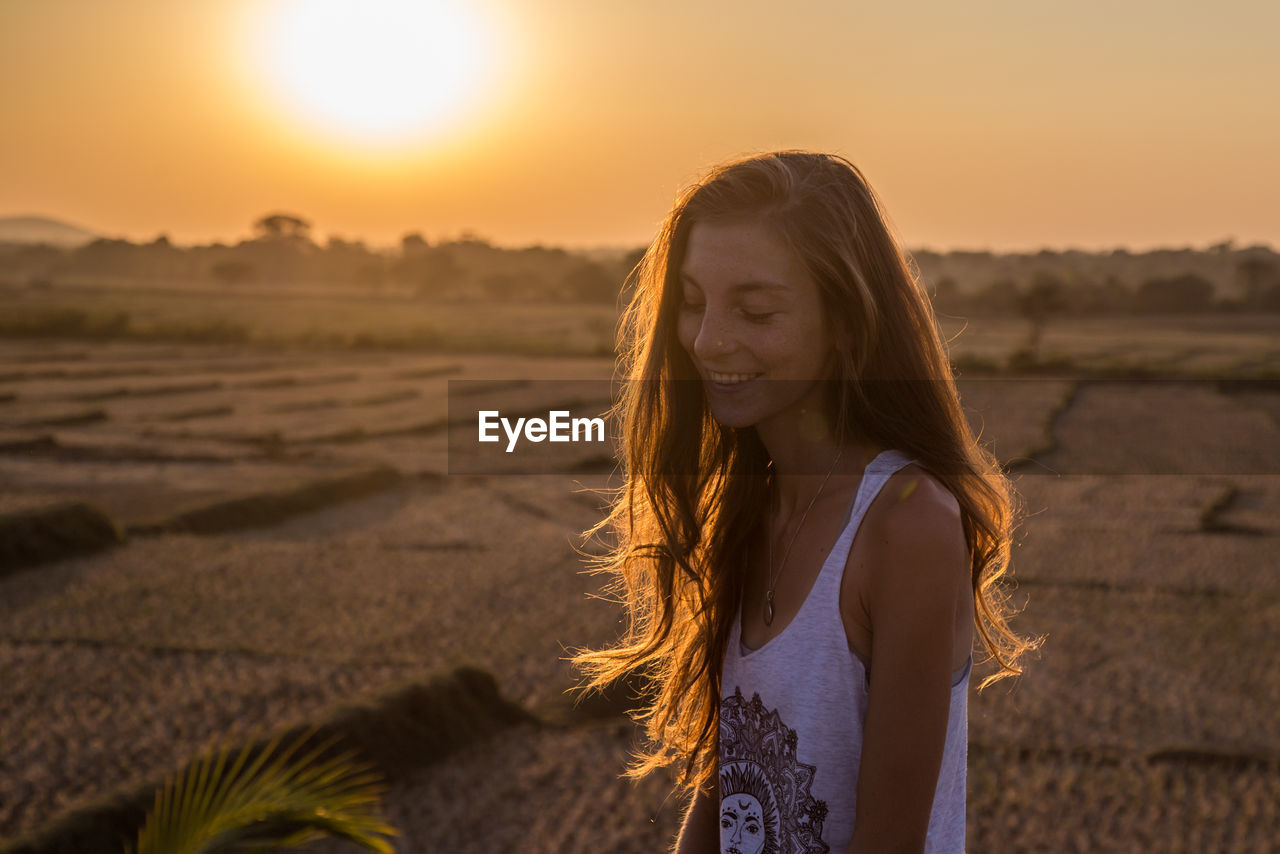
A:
[2,0,1276,253]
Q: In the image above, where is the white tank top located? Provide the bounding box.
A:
[719,449,972,854]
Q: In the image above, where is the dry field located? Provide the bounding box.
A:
[5,278,1280,377]
[0,281,620,357]
[0,317,1277,852]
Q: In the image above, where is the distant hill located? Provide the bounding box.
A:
[0,216,99,248]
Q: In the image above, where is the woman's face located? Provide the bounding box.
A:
[675,217,838,433]
[720,794,766,854]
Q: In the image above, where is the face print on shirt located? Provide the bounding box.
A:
[720,763,777,854]
[720,687,830,854]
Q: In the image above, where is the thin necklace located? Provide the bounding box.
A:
[763,446,844,626]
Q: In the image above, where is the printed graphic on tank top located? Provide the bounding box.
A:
[719,449,973,854]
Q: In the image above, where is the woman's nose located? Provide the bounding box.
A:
[692,308,734,361]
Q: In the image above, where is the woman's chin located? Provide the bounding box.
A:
[706,402,760,430]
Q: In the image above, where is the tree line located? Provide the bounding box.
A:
[2,212,1277,313]
[0,212,636,304]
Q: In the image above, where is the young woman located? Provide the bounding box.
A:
[570,151,1040,853]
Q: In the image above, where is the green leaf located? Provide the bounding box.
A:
[128,726,399,854]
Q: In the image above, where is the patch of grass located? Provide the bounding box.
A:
[151,405,234,422]
[126,464,402,535]
[0,306,253,345]
[20,409,108,427]
[1006,347,1082,374]
[145,318,251,344]
[951,353,1004,374]
[0,500,124,577]
[0,307,131,338]
[0,290,618,357]
[2,666,535,854]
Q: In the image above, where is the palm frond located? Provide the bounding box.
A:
[125,724,400,854]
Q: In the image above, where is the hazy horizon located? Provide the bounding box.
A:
[2,211,1275,257]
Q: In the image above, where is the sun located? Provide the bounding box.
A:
[251,0,493,145]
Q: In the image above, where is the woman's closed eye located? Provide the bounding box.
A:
[679,300,776,323]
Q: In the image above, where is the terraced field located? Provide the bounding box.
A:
[0,331,1277,853]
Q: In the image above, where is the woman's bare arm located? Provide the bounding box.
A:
[674,773,720,854]
[847,479,970,854]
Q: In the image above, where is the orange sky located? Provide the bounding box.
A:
[1,0,1277,252]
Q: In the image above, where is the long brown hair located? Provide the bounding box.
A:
[569,150,1042,799]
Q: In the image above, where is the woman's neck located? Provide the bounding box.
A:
[759,426,886,518]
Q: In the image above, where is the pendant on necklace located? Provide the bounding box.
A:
[764,590,775,626]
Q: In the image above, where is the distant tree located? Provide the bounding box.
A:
[518,244,568,260]
[82,237,135,252]
[621,246,646,273]
[1136,273,1215,313]
[74,237,140,275]
[325,235,358,251]
[253,212,312,242]
[1057,276,1106,315]
[455,229,490,247]
[401,232,429,256]
[1236,256,1277,306]
[356,262,385,290]
[1017,271,1068,361]
[564,260,620,303]
[1097,275,1134,314]
[210,260,256,285]
[929,275,962,312]
[412,247,464,297]
[319,237,387,288]
[1258,282,1280,311]
[618,246,646,303]
[972,277,1021,315]
[481,271,527,300]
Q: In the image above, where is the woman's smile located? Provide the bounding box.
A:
[707,370,763,390]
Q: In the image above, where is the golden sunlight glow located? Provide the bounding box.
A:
[253,0,492,145]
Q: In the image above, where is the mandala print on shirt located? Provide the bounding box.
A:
[720,687,829,854]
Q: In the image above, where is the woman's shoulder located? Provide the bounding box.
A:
[883,461,961,522]
[863,461,966,577]
[839,457,971,665]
